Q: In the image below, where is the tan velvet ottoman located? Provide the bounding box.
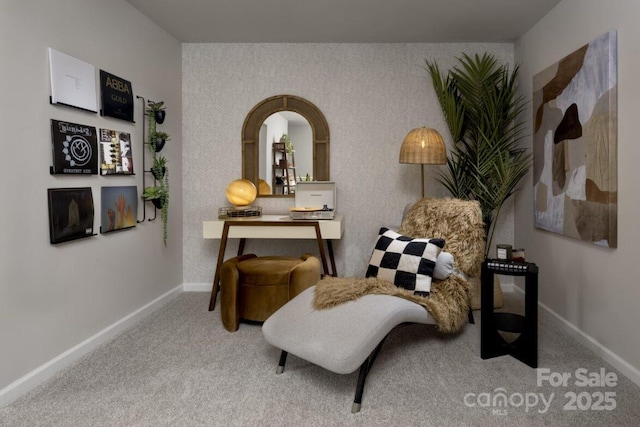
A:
[220,253,321,332]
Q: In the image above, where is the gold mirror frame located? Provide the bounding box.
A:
[242,95,330,197]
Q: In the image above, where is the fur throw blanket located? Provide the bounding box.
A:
[313,275,472,334]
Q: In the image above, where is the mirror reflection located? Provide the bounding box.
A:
[242,95,330,197]
[259,112,313,195]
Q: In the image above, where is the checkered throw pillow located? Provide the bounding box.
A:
[365,227,445,296]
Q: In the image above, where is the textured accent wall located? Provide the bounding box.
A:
[183,43,513,283]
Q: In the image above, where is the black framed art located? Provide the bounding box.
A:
[50,119,99,174]
[47,187,95,244]
[100,70,134,122]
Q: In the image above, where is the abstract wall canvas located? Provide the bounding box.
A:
[532,31,617,248]
[100,186,138,233]
[48,188,95,244]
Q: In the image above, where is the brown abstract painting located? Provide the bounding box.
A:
[533,31,617,248]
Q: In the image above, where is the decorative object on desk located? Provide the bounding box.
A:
[532,31,617,248]
[101,186,137,233]
[99,70,134,122]
[47,187,94,244]
[226,179,257,209]
[496,244,512,260]
[399,127,446,198]
[99,128,133,175]
[258,179,271,195]
[50,120,98,175]
[218,206,262,219]
[426,53,531,257]
[512,248,525,262]
[290,181,336,219]
[48,48,97,113]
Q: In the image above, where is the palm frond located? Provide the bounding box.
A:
[425,53,531,255]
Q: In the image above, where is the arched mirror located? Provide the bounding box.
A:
[242,95,330,197]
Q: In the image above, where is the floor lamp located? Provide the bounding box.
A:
[399,127,447,198]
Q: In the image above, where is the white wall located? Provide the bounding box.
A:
[0,0,183,394]
[289,123,313,180]
[515,0,640,380]
[182,43,514,282]
[262,113,288,187]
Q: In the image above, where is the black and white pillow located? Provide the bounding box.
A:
[366,227,445,296]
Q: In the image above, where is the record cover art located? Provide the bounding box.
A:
[99,128,133,175]
[50,119,98,174]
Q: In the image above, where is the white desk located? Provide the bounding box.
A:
[203,214,344,310]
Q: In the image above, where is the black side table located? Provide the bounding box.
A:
[481,259,539,368]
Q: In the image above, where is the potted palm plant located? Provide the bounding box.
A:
[425,53,531,257]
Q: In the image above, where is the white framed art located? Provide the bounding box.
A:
[48,48,97,112]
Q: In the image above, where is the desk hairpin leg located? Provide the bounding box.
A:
[312,222,331,277]
[326,240,337,277]
[208,222,230,311]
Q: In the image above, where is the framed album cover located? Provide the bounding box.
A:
[100,70,134,122]
[99,128,134,175]
[47,187,95,244]
[50,119,99,174]
[48,48,98,113]
[100,186,138,233]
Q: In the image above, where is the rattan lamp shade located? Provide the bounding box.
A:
[399,127,446,198]
[399,127,446,165]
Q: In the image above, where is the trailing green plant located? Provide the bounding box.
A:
[143,99,170,246]
[146,100,165,113]
[148,130,170,152]
[142,171,169,245]
[152,155,167,180]
[146,100,166,124]
[425,53,531,256]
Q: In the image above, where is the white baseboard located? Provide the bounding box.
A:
[0,285,183,407]
[183,282,212,292]
[512,286,640,387]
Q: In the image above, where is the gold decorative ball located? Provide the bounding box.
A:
[226,179,257,208]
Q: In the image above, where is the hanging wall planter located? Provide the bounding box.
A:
[147,101,166,124]
[149,131,169,152]
[152,156,167,181]
[143,99,170,246]
[154,110,166,124]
